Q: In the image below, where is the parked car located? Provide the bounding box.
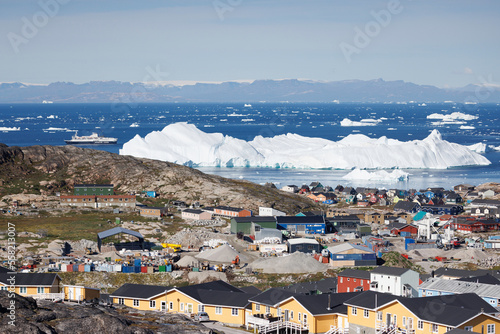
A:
[194,312,210,322]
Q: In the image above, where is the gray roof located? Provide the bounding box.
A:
[175,280,254,308]
[293,292,361,315]
[0,273,59,286]
[433,267,490,278]
[110,283,170,299]
[420,277,500,298]
[232,216,276,223]
[97,227,143,240]
[327,243,375,254]
[280,277,338,294]
[338,269,371,280]
[371,266,412,276]
[182,209,205,214]
[249,288,297,307]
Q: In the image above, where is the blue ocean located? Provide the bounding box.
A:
[1,102,499,189]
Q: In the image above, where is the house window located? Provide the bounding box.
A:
[432,324,438,333]
[19,287,27,294]
[255,304,260,312]
[377,311,382,321]
[0,287,7,291]
[403,316,406,327]
[464,326,473,331]
[303,313,307,324]
[354,278,356,282]
[180,303,184,311]
[290,311,294,320]
[487,324,495,333]
[37,287,44,294]
[351,307,357,315]
[198,305,205,312]
[231,308,238,316]
[298,313,301,321]
[169,302,173,310]
[266,306,270,314]
[340,277,343,283]
[360,279,363,284]
[150,300,156,308]
[393,315,397,326]
[118,298,124,305]
[347,278,350,281]
[215,307,222,315]
[364,309,369,318]
[446,327,453,332]
[133,300,139,307]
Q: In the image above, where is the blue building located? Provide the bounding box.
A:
[421,204,463,215]
[276,216,327,234]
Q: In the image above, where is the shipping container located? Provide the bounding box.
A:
[147,266,154,273]
[134,259,141,267]
[78,264,85,272]
[134,266,141,273]
[72,264,79,272]
[67,264,73,272]
[159,265,166,272]
[141,266,148,273]
[166,264,172,272]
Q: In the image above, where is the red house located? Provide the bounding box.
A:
[337,269,371,293]
[451,218,500,234]
[387,222,418,236]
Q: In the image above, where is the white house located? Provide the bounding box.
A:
[369,267,420,297]
[479,190,495,199]
[258,207,286,217]
[281,185,298,193]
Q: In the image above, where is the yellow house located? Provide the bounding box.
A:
[166,280,256,327]
[63,285,101,302]
[110,283,170,311]
[0,273,63,300]
[345,290,500,334]
[248,288,361,333]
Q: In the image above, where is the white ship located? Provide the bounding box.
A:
[65,132,118,144]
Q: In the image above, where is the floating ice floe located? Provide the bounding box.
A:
[43,127,76,132]
[460,125,476,130]
[343,168,409,181]
[427,112,478,121]
[130,123,139,128]
[0,127,20,132]
[120,122,491,169]
[340,118,382,127]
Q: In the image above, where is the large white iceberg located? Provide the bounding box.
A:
[343,168,409,181]
[427,112,478,121]
[119,123,491,169]
[340,118,382,126]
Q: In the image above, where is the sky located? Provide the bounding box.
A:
[1,0,499,88]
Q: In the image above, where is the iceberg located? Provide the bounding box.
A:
[427,112,478,121]
[343,168,409,181]
[119,123,491,169]
[467,143,493,154]
[0,127,20,132]
[340,118,382,126]
[459,125,475,130]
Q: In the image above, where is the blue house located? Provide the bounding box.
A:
[146,191,157,198]
[421,204,463,215]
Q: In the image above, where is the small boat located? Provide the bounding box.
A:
[65,132,117,144]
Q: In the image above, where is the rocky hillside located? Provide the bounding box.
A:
[0,291,211,334]
[0,144,317,213]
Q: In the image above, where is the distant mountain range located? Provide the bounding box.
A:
[1,79,500,103]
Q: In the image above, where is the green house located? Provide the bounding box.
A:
[230,217,277,235]
[74,184,114,196]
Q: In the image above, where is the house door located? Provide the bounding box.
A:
[187,304,193,313]
[68,288,73,300]
[338,317,342,329]
[161,301,166,311]
[74,287,82,302]
[386,313,392,327]
[284,310,289,321]
[407,317,413,330]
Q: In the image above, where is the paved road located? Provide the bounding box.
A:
[202,321,252,334]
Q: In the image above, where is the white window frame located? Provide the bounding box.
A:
[255,304,260,312]
[118,298,124,305]
[215,306,222,315]
[231,308,238,316]
[150,300,156,309]
[403,316,406,327]
[417,320,423,330]
[298,313,301,321]
[290,311,294,320]
[487,324,495,334]
[464,326,473,331]
[303,313,308,324]
[393,315,397,326]
[364,309,369,318]
[133,299,140,307]
[377,311,382,321]
[432,323,438,333]
[266,306,270,314]
[20,287,27,294]
[352,307,357,315]
[169,301,173,310]
[198,304,205,312]
[180,302,184,311]
[37,287,44,294]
